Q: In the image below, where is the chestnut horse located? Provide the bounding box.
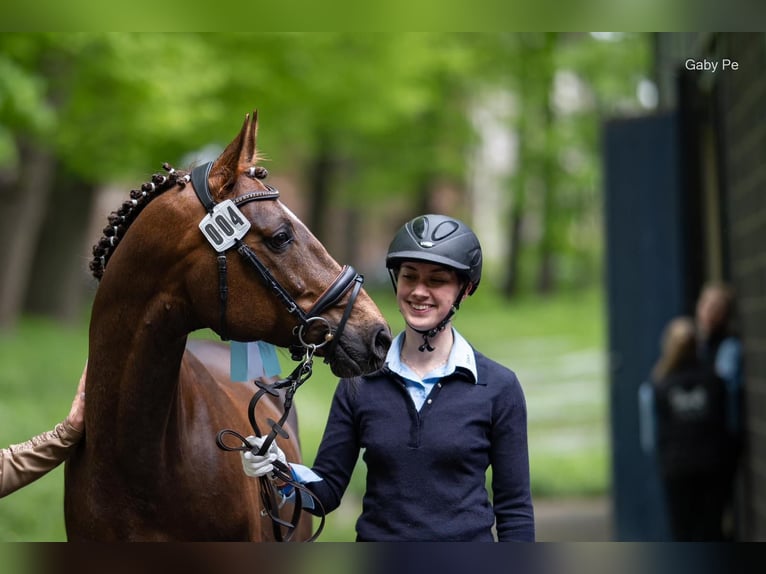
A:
[64,112,391,541]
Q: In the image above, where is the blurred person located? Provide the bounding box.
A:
[651,317,732,540]
[1,362,87,497]
[695,281,744,538]
[241,214,535,541]
[695,281,743,439]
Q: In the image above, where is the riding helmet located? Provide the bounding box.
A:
[386,214,482,294]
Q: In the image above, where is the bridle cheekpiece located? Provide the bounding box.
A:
[190,161,364,359]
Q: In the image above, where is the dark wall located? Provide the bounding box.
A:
[715,33,766,541]
[650,32,766,540]
[603,111,689,540]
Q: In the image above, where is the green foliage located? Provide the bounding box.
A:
[0,32,652,303]
[0,317,88,542]
[0,34,57,135]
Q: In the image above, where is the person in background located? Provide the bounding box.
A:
[695,281,743,440]
[651,317,732,540]
[240,214,535,542]
[695,281,744,539]
[0,362,87,497]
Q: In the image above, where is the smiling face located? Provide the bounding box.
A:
[395,261,465,333]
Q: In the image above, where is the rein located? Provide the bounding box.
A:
[215,345,326,542]
[190,161,361,541]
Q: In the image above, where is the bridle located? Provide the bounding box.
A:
[190,161,364,359]
[190,161,363,541]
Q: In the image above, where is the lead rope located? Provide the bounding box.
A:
[216,346,326,542]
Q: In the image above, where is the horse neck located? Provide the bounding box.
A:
[86,271,194,456]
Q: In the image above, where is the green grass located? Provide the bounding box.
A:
[0,317,90,542]
[0,287,609,541]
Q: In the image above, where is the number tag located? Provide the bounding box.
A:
[198,200,251,252]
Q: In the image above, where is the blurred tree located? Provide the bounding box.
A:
[534,32,560,295]
[320,34,480,263]
[251,33,478,260]
[485,32,651,297]
[549,32,652,292]
[0,33,651,326]
[0,33,277,327]
[467,32,560,297]
[0,34,69,329]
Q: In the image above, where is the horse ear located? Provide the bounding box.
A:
[209,111,259,195]
[245,109,259,162]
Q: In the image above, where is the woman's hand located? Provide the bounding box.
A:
[240,435,288,478]
[66,360,87,432]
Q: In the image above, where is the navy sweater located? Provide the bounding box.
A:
[305,349,535,541]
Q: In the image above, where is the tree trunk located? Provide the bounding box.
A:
[503,208,525,296]
[536,101,556,295]
[25,166,96,323]
[0,137,57,330]
[503,36,532,298]
[343,204,360,268]
[416,173,433,215]
[306,129,337,247]
[535,33,559,295]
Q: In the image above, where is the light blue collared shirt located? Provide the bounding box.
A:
[385,328,478,411]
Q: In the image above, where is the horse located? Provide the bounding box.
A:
[63,111,392,541]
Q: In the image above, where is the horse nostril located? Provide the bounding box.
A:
[374,326,393,358]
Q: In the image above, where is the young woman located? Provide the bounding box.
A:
[242,214,535,541]
[1,363,86,497]
[651,317,732,540]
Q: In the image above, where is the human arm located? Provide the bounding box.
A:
[298,378,363,515]
[490,374,536,542]
[65,359,87,432]
[240,378,361,515]
[716,337,743,436]
[0,362,87,498]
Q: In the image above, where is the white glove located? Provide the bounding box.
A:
[240,435,288,478]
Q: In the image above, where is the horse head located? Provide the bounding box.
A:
[92,111,391,377]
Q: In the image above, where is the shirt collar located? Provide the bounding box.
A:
[385,328,478,384]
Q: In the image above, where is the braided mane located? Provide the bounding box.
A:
[90,163,190,280]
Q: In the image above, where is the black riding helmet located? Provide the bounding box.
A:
[386,214,482,293]
[386,214,483,351]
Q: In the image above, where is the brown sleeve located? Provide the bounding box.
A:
[0,421,83,498]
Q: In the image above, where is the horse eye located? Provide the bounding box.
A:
[267,231,293,251]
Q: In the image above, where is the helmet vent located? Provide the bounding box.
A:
[412,216,428,239]
[433,220,459,241]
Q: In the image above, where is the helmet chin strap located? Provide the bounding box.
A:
[408,285,469,352]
